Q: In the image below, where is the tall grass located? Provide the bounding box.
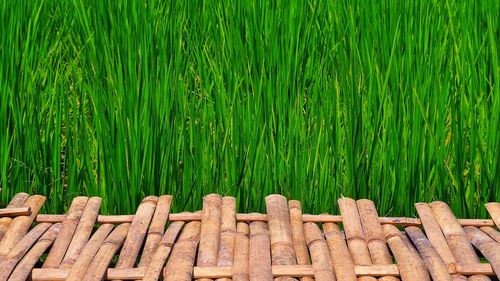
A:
[1,0,499,217]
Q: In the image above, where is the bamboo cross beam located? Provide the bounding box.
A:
[0,207,31,217]
[33,213,496,227]
[30,263,496,280]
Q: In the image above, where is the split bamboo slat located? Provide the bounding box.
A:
[143,221,184,281]
[197,194,223,281]
[60,196,102,268]
[216,196,237,281]
[43,196,88,268]
[357,199,400,281]
[0,195,46,256]
[233,222,250,281]
[288,200,313,281]
[303,222,335,281]
[249,219,273,281]
[0,192,498,281]
[164,221,201,281]
[138,195,173,269]
[323,222,357,281]
[265,195,298,281]
[0,193,29,240]
[115,196,158,281]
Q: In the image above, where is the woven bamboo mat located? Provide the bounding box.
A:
[0,193,498,280]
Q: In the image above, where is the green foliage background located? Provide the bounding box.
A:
[1,0,499,216]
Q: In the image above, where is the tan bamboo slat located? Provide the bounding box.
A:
[232,222,250,281]
[249,219,273,281]
[405,226,451,281]
[43,196,88,268]
[383,224,430,281]
[138,195,173,268]
[215,196,237,281]
[0,222,53,280]
[288,200,313,281]
[197,194,223,281]
[265,194,298,281]
[115,196,158,280]
[0,207,30,217]
[479,226,500,243]
[415,203,456,265]
[338,197,372,265]
[0,195,46,256]
[357,199,400,281]
[164,221,202,281]
[470,274,492,281]
[485,203,500,227]
[323,222,357,281]
[65,224,115,281]
[8,223,62,281]
[81,223,131,281]
[142,221,184,281]
[0,193,29,240]
[430,202,481,264]
[463,226,500,278]
[357,200,392,264]
[60,196,102,268]
[304,222,336,281]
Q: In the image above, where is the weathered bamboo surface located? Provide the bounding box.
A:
[0,193,497,281]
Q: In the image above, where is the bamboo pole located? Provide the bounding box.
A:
[143,221,185,281]
[164,221,202,281]
[138,195,173,268]
[43,196,88,268]
[233,222,250,281]
[28,263,500,280]
[0,207,30,217]
[323,222,356,281]
[33,213,495,227]
[479,226,500,243]
[357,200,392,264]
[405,226,451,281]
[383,224,430,281]
[0,195,46,255]
[66,224,115,281]
[82,223,131,281]
[463,226,500,278]
[288,200,313,281]
[415,203,456,265]
[0,193,29,240]
[216,196,237,281]
[197,194,223,281]
[304,222,336,281]
[485,203,500,228]
[430,202,480,264]
[265,195,297,281]
[467,276,491,281]
[249,219,273,281]
[60,197,102,268]
[0,222,52,280]
[115,196,158,281]
[8,223,62,281]
[356,199,399,281]
[338,197,372,265]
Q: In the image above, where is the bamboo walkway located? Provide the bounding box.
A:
[0,193,498,280]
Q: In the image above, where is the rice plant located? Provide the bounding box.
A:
[1,0,499,217]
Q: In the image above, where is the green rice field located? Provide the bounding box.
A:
[1,0,499,217]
